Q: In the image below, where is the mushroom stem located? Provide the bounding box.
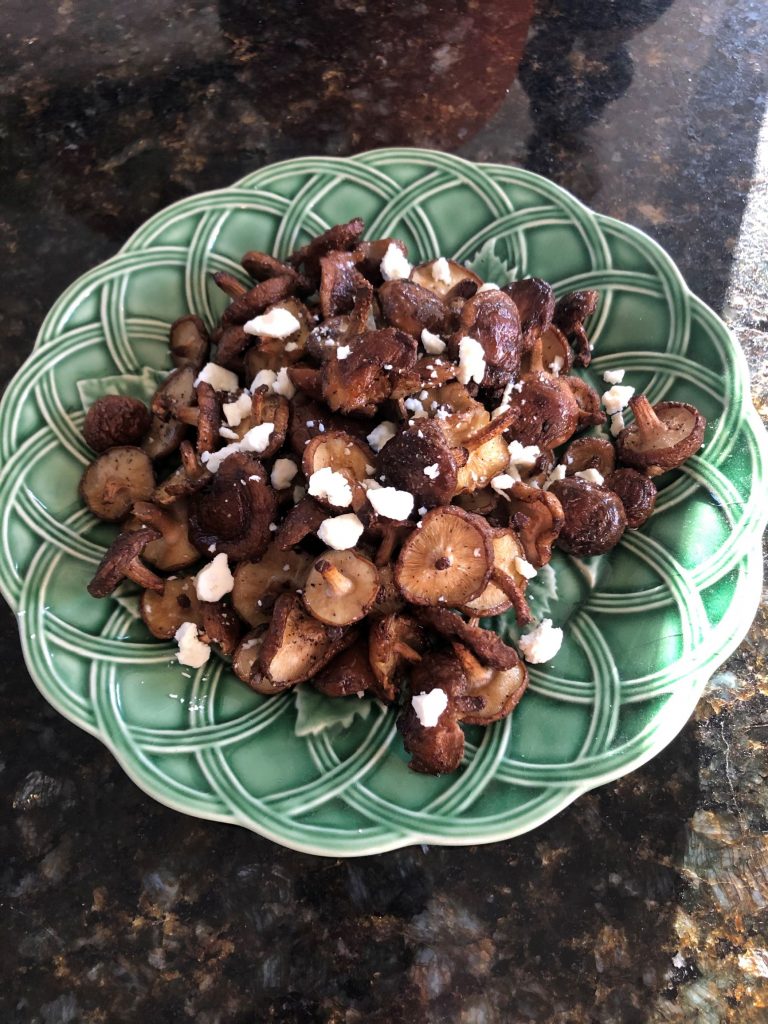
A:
[375,528,399,567]
[127,558,166,592]
[451,641,486,684]
[434,555,453,571]
[175,406,200,427]
[213,271,247,298]
[490,568,533,625]
[315,558,354,596]
[180,441,209,481]
[467,617,480,628]
[528,335,545,374]
[461,407,517,452]
[629,394,664,436]
[393,641,423,664]
[132,502,181,541]
[102,479,130,503]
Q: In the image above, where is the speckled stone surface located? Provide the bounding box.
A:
[1,2,767,1022]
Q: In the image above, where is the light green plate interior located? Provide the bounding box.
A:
[1,149,765,856]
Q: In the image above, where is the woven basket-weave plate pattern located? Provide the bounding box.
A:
[1,149,765,856]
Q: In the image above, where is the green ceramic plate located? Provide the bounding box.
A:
[1,149,765,856]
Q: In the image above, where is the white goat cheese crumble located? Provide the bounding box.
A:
[194,362,239,393]
[514,556,538,580]
[223,391,253,427]
[367,421,397,452]
[317,513,365,550]
[367,486,414,521]
[308,467,353,507]
[174,622,211,668]
[195,552,234,602]
[423,463,440,480]
[243,306,300,339]
[270,458,298,490]
[431,257,452,286]
[250,369,278,393]
[602,384,635,416]
[575,468,605,486]
[273,367,296,399]
[603,368,626,384]
[380,243,411,281]
[421,328,446,355]
[518,619,563,664]
[457,335,486,385]
[412,689,448,728]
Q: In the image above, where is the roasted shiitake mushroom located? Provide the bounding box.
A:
[88,527,164,597]
[415,606,520,669]
[411,258,482,299]
[83,395,151,452]
[451,642,528,725]
[378,280,448,337]
[188,452,276,561]
[605,468,657,529]
[368,612,427,702]
[313,639,378,698]
[303,549,380,626]
[460,526,533,623]
[502,278,555,351]
[127,500,199,571]
[232,625,268,684]
[322,328,417,415]
[562,436,616,479]
[506,482,565,568]
[302,430,374,510]
[140,575,202,638]
[450,289,522,387]
[616,396,706,475]
[152,441,211,506]
[288,217,365,284]
[80,447,156,522]
[549,477,627,556]
[169,315,210,371]
[553,288,599,367]
[232,543,311,625]
[503,373,580,450]
[397,651,468,775]
[379,421,458,509]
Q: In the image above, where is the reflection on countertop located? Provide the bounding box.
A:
[1,1,767,1021]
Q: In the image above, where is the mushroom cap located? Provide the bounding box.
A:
[302,430,375,508]
[502,278,555,351]
[410,258,482,299]
[378,279,448,337]
[88,526,164,598]
[241,251,312,294]
[232,543,311,626]
[553,289,599,334]
[461,527,530,617]
[455,434,509,494]
[80,446,156,522]
[395,506,493,606]
[141,415,187,461]
[247,297,312,371]
[275,497,327,550]
[563,436,616,478]
[451,642,528,724]
[397,663,465,776]
[322,328,417,415]
[415,606,520,669]
[240,389,289,458]
[288,217,365,284]
[126,500,199,571]
[379,421,458,509]
[605,468,657,529]
[140,574,201,638]
[617,398,705,474]
[255,592,353,691]
[562,375,606,428]
[368,612,428,702]
[319,252,369,319]
[313,639,378,697]
[188,452,276,561]
[169,315,209,372]
[535,324,573,375]
[232,625,268,685]
[504,376,580,449]
[549,477,627,556]
[303,549,380,626]
[451,289,522,385]
[506,482,565,568]
[200,600,242,657]
[83,396,151,452]
[151,366,198,421]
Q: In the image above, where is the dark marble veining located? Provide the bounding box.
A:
[1,2,767,1022]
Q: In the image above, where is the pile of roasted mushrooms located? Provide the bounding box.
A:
[81,218,706,775]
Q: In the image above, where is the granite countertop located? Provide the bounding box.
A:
[2,2,767,1021]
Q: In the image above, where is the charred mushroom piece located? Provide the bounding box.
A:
[200,600,242,657]
[232,625,268,684]
[616,396,706,475]
[531,325,573,376]
[605,468,657,529]
[453,487,508,528]
[88,527,164,597]
[287,395,370,457]
[452,642,528,724]
[150,366,197,421]
[152,442,211,506]
[80,447,156,522]
[398,654,466,775]
[140,575,202,638]
[351,237,408,285]
[245,298,312,371]
[378,280,448,337]
[303,550,380,626]
[141,416,187,461]
[450,289,522,388]
[213,325,251,372]
[254,593,353,693]
[370,564,406,617]
[322,328,417,415]
[379,421,458,508]
[549,477,626,556]
[553,289,599,367]
[415,606,520,669]
[128,500,200,571]
[219,275,296,327]
[410,259,482,299]
[243,389,289,458]
[562,375,606,428]
[313,639,378,698]
[169,315,210,371]
[241,251,312,294]
[83,395,151,452]
[319,252,371,319]
[194,381,222,455]
[395,507,492,606]
[232,544,311,625]
[188,452,276,561]
[461,527,533,623]
[275,497,327,550]
[369,613,428,702]
[502,278,555,351]
[288,217,366,284]
[506,482,565,568]
[562,436,616,478]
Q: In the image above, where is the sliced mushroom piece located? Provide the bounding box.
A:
[563,436,616,478]
[450,289,523,387]
[313,639,378,698]
[461,527,533,623]
[169,314,210,371]
[452,642,528,724]
[319,252,371,319]
[254,592,353,693]
[188,452,276,561]
[194,381,223,455]
[616,396,706,475]
[562,375,606,428]
[232,625,268,684]
[322,328,417,416]
[127,500,200,571]
[506,482,565,568]
[232,544,311,626]
[502,278,555,351]
[275,497,327,550]
[88,527,164,598]
[288,217,366,284]
[80,446,156,522]
[553,289,599,367]
[153,441,211,506]
[605,468,657,529]
[200,600,242,657]
[410,259,482,299]
[395,506,492,606]
[415,606,520,669]
[302,430,375,510]
[368,613,428,702]
[378,280,448,338]
[219,274,296,327]
[379,421,458,508]
[150,366,197,421]
[140,575,202,638]
[549,477,626,556]
[303,549,380,626]
[83,395,151,452]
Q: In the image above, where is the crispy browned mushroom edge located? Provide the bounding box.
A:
[78,219,707,776]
